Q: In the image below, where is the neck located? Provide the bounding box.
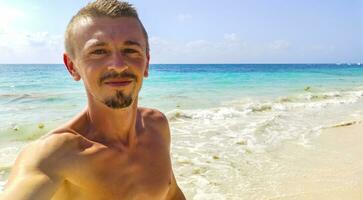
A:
[85,94,139,147]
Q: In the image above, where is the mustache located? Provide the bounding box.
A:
[99,71,138,84]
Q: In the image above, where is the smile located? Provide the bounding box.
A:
[104,80,133,87]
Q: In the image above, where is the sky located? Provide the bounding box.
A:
[0,0,362,64]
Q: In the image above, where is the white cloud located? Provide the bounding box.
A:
[224,33,238,41]
[0,30,63,63]
[177,13,192,22]
[185,40,211,49]
[268,40,291,51]
[26,32,50,46]
[150,37,171,48]
[149,34,248,63]
[149,34,297,63]
[0,4,65,63]
[149,36,175,54]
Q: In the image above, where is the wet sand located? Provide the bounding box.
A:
[268,122,363,200]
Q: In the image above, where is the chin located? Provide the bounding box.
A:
[103,91,134,109]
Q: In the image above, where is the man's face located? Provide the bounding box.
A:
[66,17,149,109]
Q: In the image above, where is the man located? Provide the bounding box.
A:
[1,0,186,199]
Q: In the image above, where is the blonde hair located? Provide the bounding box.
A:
[64,0,149,58]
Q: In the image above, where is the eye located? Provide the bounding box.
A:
[91,49,108,55]
[123,48,139,54]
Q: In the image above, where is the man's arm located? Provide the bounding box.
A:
[0,141,62,200]
[156,110,186,200]
[144,108,186,200]
[0,133,80,200]
[165,172,186,200]
[0,169,61,200]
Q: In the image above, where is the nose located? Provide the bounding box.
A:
[107,53,128,72]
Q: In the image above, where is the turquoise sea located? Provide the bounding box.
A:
[1,63,363,199]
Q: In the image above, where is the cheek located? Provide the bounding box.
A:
[82,67,102,88]
[134,64,149,79]
[127,56,147,69]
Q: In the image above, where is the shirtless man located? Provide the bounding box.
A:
[1,0,186,199]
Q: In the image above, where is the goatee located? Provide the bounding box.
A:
[100,71,137,109]
[104,91,133,109]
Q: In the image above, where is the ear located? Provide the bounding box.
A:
[144,51,150,78]
[63,53,81,81]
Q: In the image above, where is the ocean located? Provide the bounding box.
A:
[1,64,363,199]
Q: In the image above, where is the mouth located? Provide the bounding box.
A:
[103,79,133,87]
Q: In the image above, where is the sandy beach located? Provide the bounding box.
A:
[265,121,363,200]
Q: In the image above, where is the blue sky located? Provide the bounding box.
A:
[0,0,362,64]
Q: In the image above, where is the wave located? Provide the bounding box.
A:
[250,104,272,112]
[2,86,363,156]
[279,90,361,103]
[166,86,363,152]
[7,94,33,103]
[0,93,70,104]
[168,88,363,121]
[167,107,249,121]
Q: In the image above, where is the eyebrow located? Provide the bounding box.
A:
[85,41,107,49]
[86,40,143,48]
[123,40,143,48]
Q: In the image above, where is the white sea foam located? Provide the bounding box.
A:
[0,145,23,168]
[169,87,363,149]
[167,87,363,198]
[0,180,4,192]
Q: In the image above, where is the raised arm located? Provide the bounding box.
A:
[0,133,82,200]
[0,142,62,200]
[0,168,62,200]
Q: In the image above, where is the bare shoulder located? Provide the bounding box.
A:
[138,107,171,143]
[139,107,169,129]
[39,130,89,151]
[18,132,79,160]
[2,131,83,199]
[8,131,89,180]
[139,107,168,122]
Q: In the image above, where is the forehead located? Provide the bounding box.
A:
[73,17,146,48]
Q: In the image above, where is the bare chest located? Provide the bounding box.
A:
[53,138,172,200]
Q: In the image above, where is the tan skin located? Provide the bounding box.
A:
[1,17,185,200]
